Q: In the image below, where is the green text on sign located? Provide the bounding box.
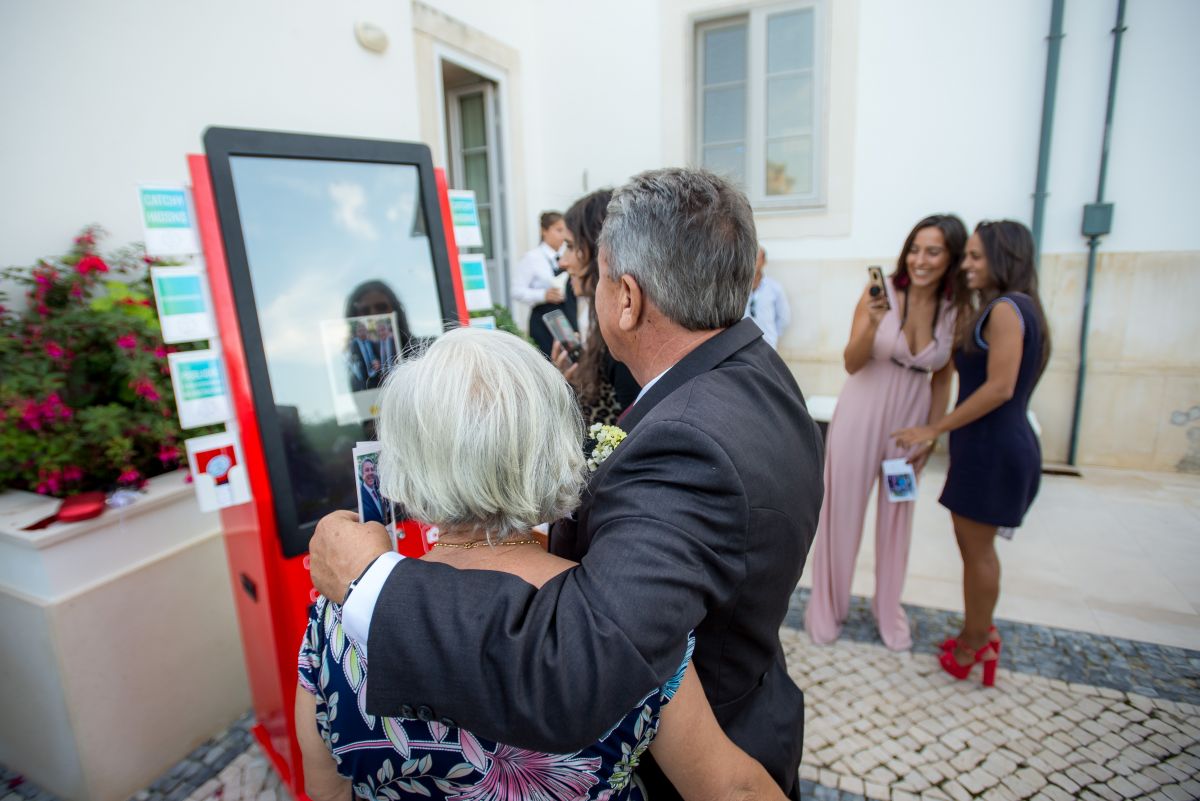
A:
[178,360,223,401]
[140,188,191,229]
[154,275,206,315]
[451,196,479,228]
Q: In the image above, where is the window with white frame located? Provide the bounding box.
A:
[695,2,823,208]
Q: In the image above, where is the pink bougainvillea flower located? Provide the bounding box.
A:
[118,468,141,485]
[63,465,84,482]
[35,483,50,495]
[75,255,108,275]
[36,304,50,316]
[153,345,167,359]
[116,333,138,350]
[20,401,42,430]
[132,378,160,402]
[44,341,65,359]
[157,445,179,465]
[69,284,83,298]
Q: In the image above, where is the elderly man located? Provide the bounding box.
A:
[310,168,823,798]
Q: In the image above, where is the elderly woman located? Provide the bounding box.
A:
[295,328,785,801]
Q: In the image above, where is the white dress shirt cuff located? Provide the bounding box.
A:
[342,551,404,656]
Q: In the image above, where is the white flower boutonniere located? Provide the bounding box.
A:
[587,423,627,470]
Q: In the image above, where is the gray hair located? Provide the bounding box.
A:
[598,168,758,330]
[376,328,586,540]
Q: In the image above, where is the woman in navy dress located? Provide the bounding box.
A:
[894,220,1050,686]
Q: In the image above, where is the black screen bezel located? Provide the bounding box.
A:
[203,126,459,558]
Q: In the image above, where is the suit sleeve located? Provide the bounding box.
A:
[365,418,747,753]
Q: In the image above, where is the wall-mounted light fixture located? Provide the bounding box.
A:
[355,22,389,54]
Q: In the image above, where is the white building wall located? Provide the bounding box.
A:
[0,0,425,268]
[0,0,1195,470]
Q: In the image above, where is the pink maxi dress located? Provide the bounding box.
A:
[805,279,956,650]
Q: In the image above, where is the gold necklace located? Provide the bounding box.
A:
[432,537,541,550]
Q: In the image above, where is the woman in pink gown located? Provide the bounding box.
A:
[805,215,966,650]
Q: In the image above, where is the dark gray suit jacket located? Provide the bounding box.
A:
[365,318,823,795]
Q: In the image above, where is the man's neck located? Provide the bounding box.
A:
[626,321,724,387]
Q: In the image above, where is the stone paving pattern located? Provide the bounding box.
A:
[785,588,1200,705]
[5,596,1200,801]
[781,627,1200,801]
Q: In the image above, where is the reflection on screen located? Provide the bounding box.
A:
[229,156,444,527]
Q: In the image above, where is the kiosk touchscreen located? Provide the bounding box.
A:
[204,128,461,556]
[192,128,466,790]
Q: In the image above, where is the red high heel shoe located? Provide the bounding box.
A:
[939,638,1000,687]
[939,626,1000,656]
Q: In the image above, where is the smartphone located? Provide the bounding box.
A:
[542,309,581,362]
[867,265,891,310]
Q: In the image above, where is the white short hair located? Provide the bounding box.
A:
[376,327,586,540]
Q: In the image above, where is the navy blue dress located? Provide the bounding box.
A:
[940,293,1044,528]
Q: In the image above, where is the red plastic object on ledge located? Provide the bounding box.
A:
[22,490,107,530]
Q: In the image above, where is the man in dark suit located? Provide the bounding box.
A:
[310,168,823,798]
[357,457,385,525]
[346,322,379,392]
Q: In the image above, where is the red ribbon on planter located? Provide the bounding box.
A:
[22,491,107,531]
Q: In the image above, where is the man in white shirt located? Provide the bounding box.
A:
[745,247,791,349]
[510,211,568,355]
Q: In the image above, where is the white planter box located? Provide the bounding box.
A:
[0,471,250,801]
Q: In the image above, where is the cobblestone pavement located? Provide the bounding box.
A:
[4,599,1199,801]
[785,588,1200,705]
[782,627,1200,801]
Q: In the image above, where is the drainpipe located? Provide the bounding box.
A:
[1067,0,1128,466]
[1031,0,1066,264]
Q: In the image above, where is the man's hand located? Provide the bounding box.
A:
[545,287,564,304]
[308,510,391,603]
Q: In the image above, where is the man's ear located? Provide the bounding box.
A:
[618,274,642,332]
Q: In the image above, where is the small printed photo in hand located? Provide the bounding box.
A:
[320,312,403,426]
[352,441,397,550]
[882,458,918,503]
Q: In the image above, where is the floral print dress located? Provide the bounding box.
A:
[298,597,694,801]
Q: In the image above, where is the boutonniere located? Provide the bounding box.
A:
[587,423,627,470]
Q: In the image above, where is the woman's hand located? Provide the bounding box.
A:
[545,286,564,304]
[893,425,938,451]
[907,441,935,475]
[865,291,889,328]
[550,341,580,386]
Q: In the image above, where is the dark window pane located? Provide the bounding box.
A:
[459,93,486,150]
[464,152,490,200]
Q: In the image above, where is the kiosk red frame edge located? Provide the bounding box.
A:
[436,167,470,327]
[189,153,307,794]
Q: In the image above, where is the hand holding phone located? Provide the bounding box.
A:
[867,265,891,311]
[542,309,581,363]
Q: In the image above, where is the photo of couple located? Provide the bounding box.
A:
[320,312,403,425]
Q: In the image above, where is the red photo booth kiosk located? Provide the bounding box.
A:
[189,128,468,796]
